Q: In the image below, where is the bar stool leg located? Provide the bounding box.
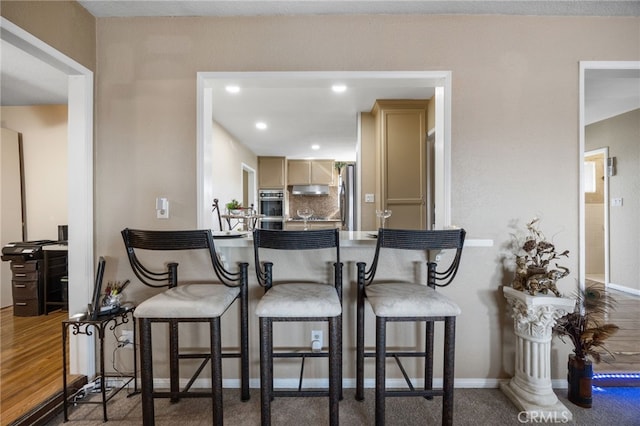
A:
[355,286,365,401]
[240,279,250,401]
[375,316,386,426]
[139,318,155,426]
[211,318,223,425]
[169,319,180,402]
[329,316,340,425]
[259,317,273,426]
[442,317,456,426]
[424,320,434,399]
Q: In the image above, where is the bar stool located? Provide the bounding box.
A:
[355,228,465,426]
[121,228,250,425]
[253,228,342,426]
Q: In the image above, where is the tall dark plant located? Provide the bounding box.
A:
[553,284,619,362]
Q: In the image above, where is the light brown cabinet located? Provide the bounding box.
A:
[258,156,286,188]
[287,159,334,185]
[372,100,429,230]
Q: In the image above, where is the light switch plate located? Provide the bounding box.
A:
[611,198,623,207]
[365,193,375,203]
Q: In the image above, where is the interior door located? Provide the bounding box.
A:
[375,100,428,230]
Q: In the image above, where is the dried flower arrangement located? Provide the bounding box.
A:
[517,217,570,270]
[510,218,570,296]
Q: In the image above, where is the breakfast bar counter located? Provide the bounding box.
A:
[143,230,493,389]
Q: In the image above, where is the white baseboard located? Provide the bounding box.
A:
[607,282,640,297]
[151,377,568,390]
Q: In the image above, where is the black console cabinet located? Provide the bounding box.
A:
[6,248,67,316]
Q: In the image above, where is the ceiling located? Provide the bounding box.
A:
[2,1,639,160]
[76,1,640,18]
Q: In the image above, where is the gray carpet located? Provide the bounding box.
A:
[46,386,640,425]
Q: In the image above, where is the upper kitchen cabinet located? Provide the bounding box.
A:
[287,159,335,185]
[372,100,429,230]
[258,156,286,188]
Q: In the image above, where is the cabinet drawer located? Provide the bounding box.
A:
[11,270,39,281]
[11,261,39,272]
[13,280,39,298]
[13,299,40,316]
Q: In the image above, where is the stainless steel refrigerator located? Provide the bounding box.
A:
[339,163,356,231]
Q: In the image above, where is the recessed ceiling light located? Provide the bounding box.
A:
[255,122,267,130]
[225,85,240,94]
[331,84,347,93]
[311,144,320,150]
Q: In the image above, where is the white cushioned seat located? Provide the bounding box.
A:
[365,282,461,317]
[134,283,241,318]
[255,283,341,317]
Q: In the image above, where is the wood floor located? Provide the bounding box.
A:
[0,307,83,426]
[593,288,640,373]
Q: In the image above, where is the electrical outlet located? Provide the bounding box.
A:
[611,197,623,207]
[119,330,134,348]
[311,330,323,352]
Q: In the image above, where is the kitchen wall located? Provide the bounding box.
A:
[212,120,258,219]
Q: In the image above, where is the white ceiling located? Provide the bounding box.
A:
[1,1,639,159]
[77,1,640,18]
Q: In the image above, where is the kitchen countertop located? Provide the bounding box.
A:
[214,230,493,248]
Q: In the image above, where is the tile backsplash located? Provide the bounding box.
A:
[288,186,340,219]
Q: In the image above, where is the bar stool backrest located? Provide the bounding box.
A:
[121,228,241,289]
[253,228,341,294]
[365,228,466,289]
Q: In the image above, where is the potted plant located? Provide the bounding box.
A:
[226,199,242,215]
[510,217,570,296]
[553,284,619,408]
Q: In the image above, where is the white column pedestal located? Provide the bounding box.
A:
[501,286,576,421]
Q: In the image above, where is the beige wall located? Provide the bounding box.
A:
[91,14,639,382]
[1,0,96,71]
[0,106,68,241]
[586,109,640,292]
[212,120,258,214]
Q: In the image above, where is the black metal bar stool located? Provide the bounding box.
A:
[121,228,250,425]
[355,228,465,426]
[253,228,343,426]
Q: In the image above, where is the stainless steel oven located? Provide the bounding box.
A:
[258,190,284,229]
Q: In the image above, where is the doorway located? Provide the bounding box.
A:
[1,18,95,375]
[580,61,640,377]
[242,163,257,210]
[583,148,609,286]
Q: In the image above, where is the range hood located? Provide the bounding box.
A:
[291,185,329,196]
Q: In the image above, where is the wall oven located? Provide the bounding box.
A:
[258,190,284,230]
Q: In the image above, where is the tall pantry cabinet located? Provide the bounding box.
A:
[372,100,429,230]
